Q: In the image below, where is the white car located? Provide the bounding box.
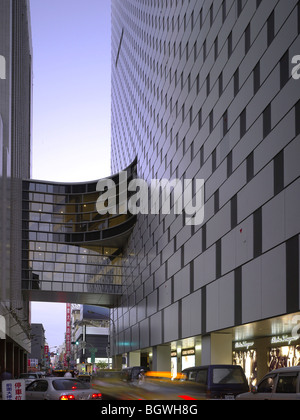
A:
[25,377,102,400]
[19,373,44,386]
[237,367,300,400]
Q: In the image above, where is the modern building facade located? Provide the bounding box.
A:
[0,0,32,377]
[110,0,300,383]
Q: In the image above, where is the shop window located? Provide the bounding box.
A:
[233,349,257,387]
[269,345,300,371]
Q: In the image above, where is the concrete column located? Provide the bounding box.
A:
[19,349,24,374]
[195,345,202,366]
[256,337,269,382]
[14,346,19,377]
[112,354,123,370]
[152,345,171,372]
[0,339,6,373]
[24,352,28,374]
[6,341,13,377]
[202,333,233,365]
[128,350,141,367]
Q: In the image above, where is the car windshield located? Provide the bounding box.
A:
[212,368,246,385]
[52,379,89,391]
[20,374,36,379]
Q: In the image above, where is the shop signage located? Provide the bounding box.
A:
[234,341,255,350]
[2,380,26,400]
[28,358,39,368]
[182,349,195,356]
[171,351,177,357]
[271,335,300,346]
[66,303,71,360]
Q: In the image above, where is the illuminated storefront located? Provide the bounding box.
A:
[233,342,258,388]
[268,335,300,371]
[181,349,196,371]
[233,333,300,387]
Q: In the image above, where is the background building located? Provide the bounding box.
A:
[0,0,32,378]
[72,305,111,372]
[27,324,46,371]
[111,0,300,382]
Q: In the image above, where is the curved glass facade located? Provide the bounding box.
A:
[21,160,137,305]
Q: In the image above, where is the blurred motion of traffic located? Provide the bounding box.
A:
[1,365,249,400]
[2,303,300,400]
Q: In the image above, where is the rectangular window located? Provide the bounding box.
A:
[214,189,219,214]
[219,72,223,97]
[212,148,217,172]
[240,108,247,138]
[206,73,210,96]
[267,11,275,46]
[228,32,233,58]
[234,266,242,326]
[223,110,228,136]
[237,0,242,17]
[286,236,299,313]
[231,194,238,229]
[254,61,260,94]
[245,24,251,54]
[222,0,226,23]
[276,376,298,394]
[202,224,207,252]
[263,104,272,138]
[280,50,289,89]
[253,207,262,258]
[200,145,204,167]
[234,68,239,97]
[274,150,284,195]
[247,152,254,183]
[209,110,214,134]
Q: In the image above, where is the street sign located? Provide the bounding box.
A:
[2,380,26,400]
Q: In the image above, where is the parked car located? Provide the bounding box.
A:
[236,367,300,400]
[25,377,102,400]
[181,365,249,400]
[19,372,44,386]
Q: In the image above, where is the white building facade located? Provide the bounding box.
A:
[111,0,300,383]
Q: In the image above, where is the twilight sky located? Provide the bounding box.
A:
[29,0,112,349]
[30,0,111,183]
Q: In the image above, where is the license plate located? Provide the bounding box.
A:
[225,395,235,400]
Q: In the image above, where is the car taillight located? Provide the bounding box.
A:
[92,393,102,399]
[59,395,75,400]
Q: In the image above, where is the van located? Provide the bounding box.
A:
[181,365,249,400]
